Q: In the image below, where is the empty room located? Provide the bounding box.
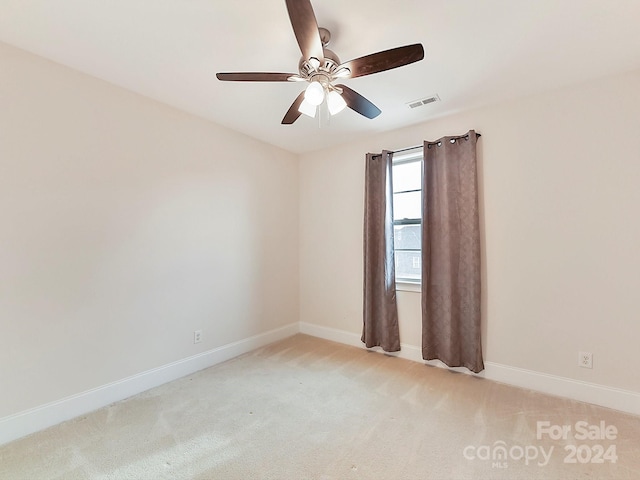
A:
[1,0,639,478]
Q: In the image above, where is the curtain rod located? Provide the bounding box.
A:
[397,132,481,153]
[372,132,482,157]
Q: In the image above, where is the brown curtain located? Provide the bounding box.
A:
[422,131,483,373]
[362,151,400,352]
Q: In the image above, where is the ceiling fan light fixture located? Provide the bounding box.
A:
[327,90,347,115]
[216,0,425,125]
[298,98,317,117]
[304,81,325,106]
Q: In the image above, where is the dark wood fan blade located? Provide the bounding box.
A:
[216,72,298,82]
[338,44,424,79]
[285,0,324,63]
[282,91,307,124]
[335,84,381,119]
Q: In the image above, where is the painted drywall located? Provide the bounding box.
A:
[0,42,299,419]
[299,69,640,394]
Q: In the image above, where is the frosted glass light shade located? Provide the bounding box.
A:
[327,90,347,115]
[298,98,317,118]
[304,81,325,106]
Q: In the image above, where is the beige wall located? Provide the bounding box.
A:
[299,69,640,393]
[2,37,639,424]
[0,42,299,418]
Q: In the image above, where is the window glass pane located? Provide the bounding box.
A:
[395,250,421,281]
[394,224,421,250]
[392,161,421,193]
[392,156,422,282]
[393,191,421,220]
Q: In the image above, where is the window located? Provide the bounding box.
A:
[392,149,423,283]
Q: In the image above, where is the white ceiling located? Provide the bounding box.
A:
[2,0,640,154]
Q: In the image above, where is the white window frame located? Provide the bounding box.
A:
[392,148,423,292]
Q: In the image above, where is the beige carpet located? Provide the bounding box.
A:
[1,334,639,479]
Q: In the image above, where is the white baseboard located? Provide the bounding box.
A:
[483,362,640,416]
[299,322,362,347]
[0,322,299,446]
[299,322,640,417]
[3,321,638,447]
[298,321,425,362]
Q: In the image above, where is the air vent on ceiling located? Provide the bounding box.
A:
[407,94,440,109]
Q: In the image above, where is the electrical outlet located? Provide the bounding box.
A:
[579,351,593,369]
[194,330,202,344]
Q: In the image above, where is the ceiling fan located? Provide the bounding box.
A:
[216,0,425,124]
